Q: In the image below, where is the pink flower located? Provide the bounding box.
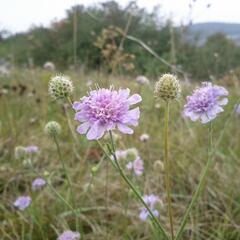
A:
[14,196,31,211]
[25,145,39,153]
[139,194,159,221]
[32,178,46,191]
[73,88,142,140]
[57,230,80,240]
[183,82,228,123]
[126,157,144,176]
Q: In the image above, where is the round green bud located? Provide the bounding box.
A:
[126,148,138,161]
[49,75,73,100]
[154,74,181,101]
[91,165,98,175]
[44,121,62,137]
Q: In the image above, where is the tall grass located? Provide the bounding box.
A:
[0,69,239,239]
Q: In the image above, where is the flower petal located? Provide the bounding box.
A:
[152,209,159,217]
[74,111,87,121]
[218,98,228,106]
[86,122,106,140]
[77,122,90,134]
[139,209,149,221]
[200,113,211,124]
[127,94,142,105]
[118,123,134,134]
[72,101,82,111]
[122,107,140,125]
[118,88,130,99]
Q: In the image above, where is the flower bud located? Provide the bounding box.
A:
[49,75,73,100]
[91,165,98,176]
[154,160,164,171]
[154,74,181,101]
[44,121,62,137]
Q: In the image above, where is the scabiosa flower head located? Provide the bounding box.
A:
[32,178,46,191]
[57,230,80,240]
[126,156,144,176]
[154,74,181,101]
[139,194,159,221]
[73,87,142,140]
[25,145,39,154]
[183,82,228,124]
[49,75,73,100]
[44,121,62,137]
[140,133,150,142]
[136,75,150,85]
[15,146,27,160]
[14,196,31,211]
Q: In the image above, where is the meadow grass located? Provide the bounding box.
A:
[0,69,240,239]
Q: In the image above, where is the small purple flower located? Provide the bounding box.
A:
[73,88,142,140]
[57,230,80,240]
[235,104,240,116]
[139,194,159,221]
[32,178,46,191]
[25,145,39,153]
[183,82,228,123]
[126,157,144,176]
[139,133,150,142]
[14,196,31,211]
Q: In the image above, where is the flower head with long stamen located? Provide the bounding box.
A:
[73,87,142,140]
[57,230,80,240]
[14,196,31,211]
[25,145,39,154]
[32,178,46,191]
[183,82,228,123]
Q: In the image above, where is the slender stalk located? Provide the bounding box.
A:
[64,100,81,151]
[164,102,174,240]
[53,136,80,232]
[175,122,213,240]
[73,5,77,68]
[28,160,75,212]
[105,156,109,240]
[108,131,170,240]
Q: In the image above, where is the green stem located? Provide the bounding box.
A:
[108,131,170,240]
[175,122,213,240]
[164,102,174,240]
[28,161,75,213]
[53,136,80,233]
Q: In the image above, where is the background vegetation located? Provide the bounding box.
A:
[1,1,240,79]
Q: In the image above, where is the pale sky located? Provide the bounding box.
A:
[0,0,240,33]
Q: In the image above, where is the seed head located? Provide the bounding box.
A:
[44,121,62,137]
[15,146,27,160]
[49,75,73,100]
[154,74,181,101]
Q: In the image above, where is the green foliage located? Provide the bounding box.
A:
[1,1,240,79]
[0,69,240,239]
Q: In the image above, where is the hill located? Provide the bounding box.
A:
[188,22,240,45]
